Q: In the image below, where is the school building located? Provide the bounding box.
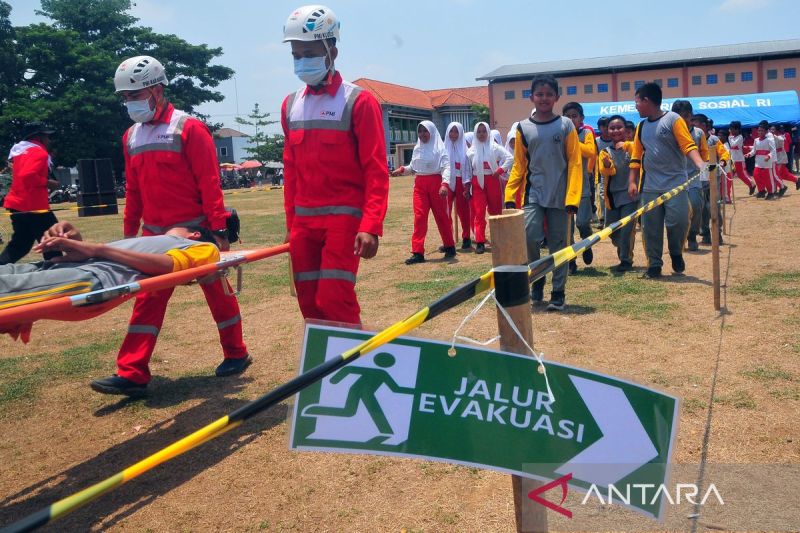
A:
[478,39,800,136]
[353,78,488,168]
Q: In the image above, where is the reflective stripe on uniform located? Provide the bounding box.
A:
[127,324,160,336]
[294,206,363,218]
[294,269,357,283]
[287,86,361,132]
[216,314,241,330]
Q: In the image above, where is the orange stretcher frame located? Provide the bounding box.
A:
[0,244,289,341]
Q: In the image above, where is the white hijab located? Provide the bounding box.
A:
[464,131,474,148]
[444,122,467,164]
[491,129,503,146]
[470,121,498,178]
[409,120,447,174]
[505,122,519,153]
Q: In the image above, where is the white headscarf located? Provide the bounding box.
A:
[444,122,466,165]
[470,121,498,179]
[464,131,474,148]
[505,122,519,153]
[409,120,447,174]
[491,129,503,146]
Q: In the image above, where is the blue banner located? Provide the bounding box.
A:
[582,91,800,130]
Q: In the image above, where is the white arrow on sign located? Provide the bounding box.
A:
[555,376,658,486]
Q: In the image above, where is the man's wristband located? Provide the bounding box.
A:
[212,229,229,240]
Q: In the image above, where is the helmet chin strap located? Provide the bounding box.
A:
[321,39,335,85]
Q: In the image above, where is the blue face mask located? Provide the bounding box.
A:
[293,56,329,86]
[125,98,155,123]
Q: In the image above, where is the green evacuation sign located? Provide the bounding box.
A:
[290,324,679,519]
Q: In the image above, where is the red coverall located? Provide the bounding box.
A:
[471,163,504,244]
[117,103,247,384]
[281,72,389,325]
[447,165,472,241]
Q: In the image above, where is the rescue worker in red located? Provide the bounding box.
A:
[90,56,251,396]
[1,122,61,265]
[281,5,389,325]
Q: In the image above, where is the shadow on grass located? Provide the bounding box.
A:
[658,274,714,287]
[92,374,255,416]
[532,304,596,315]
[0,379,287,532]
[569,267,609,278]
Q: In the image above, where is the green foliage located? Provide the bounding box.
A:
[471,103,490,125]
[0,0,234,171]
[235,103,283,163]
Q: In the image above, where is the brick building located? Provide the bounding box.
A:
[479,39,800,137]
[353,79,488,168]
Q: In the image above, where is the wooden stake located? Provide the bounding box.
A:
[489,208,548,533]
[709,150,721,310]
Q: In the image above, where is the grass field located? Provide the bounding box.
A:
[0,178,798,531]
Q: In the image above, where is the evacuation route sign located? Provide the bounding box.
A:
[289,324,679,519]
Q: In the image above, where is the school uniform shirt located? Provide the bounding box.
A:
[776,133,790,164]
[3,140,51,212]
[728,134,746,163]
[505,116,582,209]
[398,120,450,180]
[598,144,635,209]
[577,126,597,198]
[467,137,513,188]
[630,111,698,193]
[748,136,777,169]
[700,135,729,183]
[686,127,709,189]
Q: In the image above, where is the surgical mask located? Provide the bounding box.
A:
[293,56,329,86]
[125,98,155,123]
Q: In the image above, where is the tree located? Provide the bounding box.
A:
[235,103,283,162]
[0,0,234,173]
[471,104,491,127]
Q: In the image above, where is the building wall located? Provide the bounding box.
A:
[214,137,235,164]
[489,55,800,136]
[231,136,255,163]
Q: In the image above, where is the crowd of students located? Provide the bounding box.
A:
[395,77,799,312]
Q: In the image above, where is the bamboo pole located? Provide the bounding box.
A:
[489,209,548,533]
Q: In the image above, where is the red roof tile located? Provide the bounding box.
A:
[353,78,488,110]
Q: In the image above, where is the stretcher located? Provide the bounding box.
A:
[0,244,289,343]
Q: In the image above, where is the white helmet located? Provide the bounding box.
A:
[114,55,169,93]
[283,5,340,43]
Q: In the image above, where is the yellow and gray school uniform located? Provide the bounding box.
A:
[599,144,637,266]
[0,236,219,308]
[687,127,709,240]
[595,136,613,220]
[505,116,582,296]
[630,111,698,270]
[701,135,728,240]
[570,127,597,245]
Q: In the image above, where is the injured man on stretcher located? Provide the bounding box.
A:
[0,221,221,307]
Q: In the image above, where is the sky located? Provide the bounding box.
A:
[7,0,800,135]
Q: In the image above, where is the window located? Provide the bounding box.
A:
[692,75,702,85]
[653,79,663,87]
[634,80,645,89]
[621,81,630,91]
[725,72,735,83]
[558,86,563,96]
[567,85,577,95]
[219,146,228,156]
[785,68,797,79]
[668,77,679,88]
[504,90,515,100]
[522,89,531,98]
[741,71,753,82]
[584,84,593,94]
[598,83,608,93]
[767,69,777,80]
[706,74,717,84]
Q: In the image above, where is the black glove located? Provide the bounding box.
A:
[566,205,578,215]
[707,164,717,172]
[504,201,516,209]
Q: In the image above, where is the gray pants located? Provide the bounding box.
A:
[640,190,689,269]
[0,262,101,300]
[700,182,722,239]
[687,187,703,238]
[570,196,593,242]
[524,203,569,295]
[605,201,638,265]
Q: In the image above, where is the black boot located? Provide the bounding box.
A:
[443,246,456,259]
[405,253,425,265]
[475,243,486,254]
[461,238,472,250]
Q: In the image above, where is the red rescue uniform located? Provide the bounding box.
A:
[117,104,247,385]
[281,72,389,325]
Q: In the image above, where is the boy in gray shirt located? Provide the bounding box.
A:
[628,83,705,279]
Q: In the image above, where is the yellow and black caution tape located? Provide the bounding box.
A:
[0,176,696,533]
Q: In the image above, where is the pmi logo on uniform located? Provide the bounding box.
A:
[156,134,173,141]
[320,110,337,118]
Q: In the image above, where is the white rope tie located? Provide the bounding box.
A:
[448,286,556,405]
